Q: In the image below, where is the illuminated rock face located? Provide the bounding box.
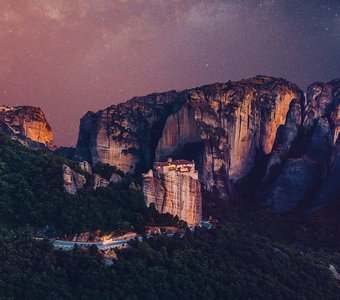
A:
[143,160,202,226]
[0,106,55,149]
[74,76,340,215]
[74,76,302,199]
[263,99,303,183]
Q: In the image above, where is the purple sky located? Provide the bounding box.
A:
[1,0,339,145]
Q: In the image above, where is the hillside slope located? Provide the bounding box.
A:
[0,134,153,234]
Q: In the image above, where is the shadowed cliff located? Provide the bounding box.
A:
[73,76,340,216]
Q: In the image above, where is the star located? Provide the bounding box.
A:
[0,0,338,145]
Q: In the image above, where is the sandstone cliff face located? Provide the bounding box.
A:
[74,75,340,216]
[74,91,184,173]
[75,76,302,199]
[0,106,55,149]
[62,164,86,194]
[143,167,202,226]
[260,79,340,213]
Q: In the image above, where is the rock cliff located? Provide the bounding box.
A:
[0,106,55,149]
[74,76,302,199]
[74,75,340,217]
[93,174,109,190]
[260,79,340,212]
[62,164,86,194]
[143,160,202,226]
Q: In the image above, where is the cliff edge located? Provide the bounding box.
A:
[0,105,55,149]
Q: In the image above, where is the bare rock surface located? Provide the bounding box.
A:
[143,161,202,226]
[261,79,340,212]
[93,174,109,190]
[110,173,123,184]
[74,76,340,216]
[74,76,302,199]
[0,105,55,149]
[62,164,86,194]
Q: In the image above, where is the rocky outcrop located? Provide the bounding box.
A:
[0,106,55,149]
[93,174,109,190]
[62,164,86,194]
[74,76,302,199]
[261,79,340,213]
[93,172,124,189]
[330,265,340,281]
[63,162,121,192]
[110,173,123,184]
[143,172,165,209]
[74,75,340,216]
[309,137,340,212]
[306,80,340,212]
[79,161,92,175]
[262,99,303,184]
[74,90,183,173]
[143,160,202,226]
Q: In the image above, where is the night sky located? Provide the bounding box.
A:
[1,0,339,145]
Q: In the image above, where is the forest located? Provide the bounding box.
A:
[0,134,340,299]
[0,134,176,235]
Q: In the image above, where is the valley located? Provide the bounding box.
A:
[0,76,339,299]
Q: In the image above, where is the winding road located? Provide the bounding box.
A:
[53,221,212,250]
[53,238,133,250]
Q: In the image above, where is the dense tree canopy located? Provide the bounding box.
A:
[0,134,174,234]
[0,222,339,300]
[0,134,339,299]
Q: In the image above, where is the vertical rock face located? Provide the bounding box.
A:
[74,76,302,199]
[143,160,202,226]
[263,117,333,212]
[62,164,86,194]
[309,136,340,212]
[262,99,303,183]
[74,91,185,173]
[74,75,340,216]
[260,79,340,213]
[0,106,55,149]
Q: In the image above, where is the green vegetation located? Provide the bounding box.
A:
[0,134,339,299]
[0,134,173,234]
[1,215,340,300]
